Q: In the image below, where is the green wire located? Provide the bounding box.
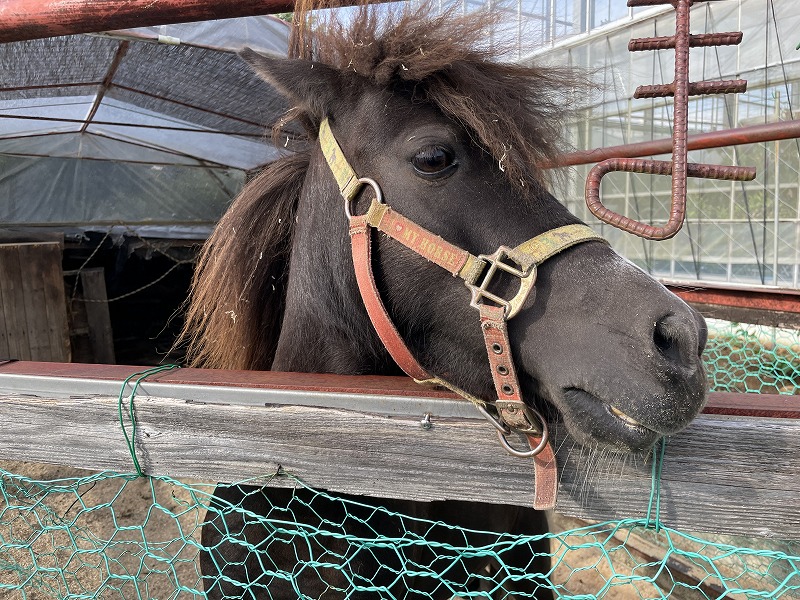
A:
[645,436,667,533]
[117,364,180,477]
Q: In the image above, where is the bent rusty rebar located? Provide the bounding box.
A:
[585,158,756,239]
[587,0,755,240]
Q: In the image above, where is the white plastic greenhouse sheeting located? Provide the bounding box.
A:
[0,155,244,230]
[0,16,291,233]
[110,16,292,54]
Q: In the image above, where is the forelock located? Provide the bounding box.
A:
[290,1,589,188]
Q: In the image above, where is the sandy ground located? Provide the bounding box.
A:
[0,461,205,600]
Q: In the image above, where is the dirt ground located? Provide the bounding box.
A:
[0,460,205,600]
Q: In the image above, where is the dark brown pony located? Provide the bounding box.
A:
[183,3,707,598]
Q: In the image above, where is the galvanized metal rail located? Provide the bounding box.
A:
[0,360,796,418]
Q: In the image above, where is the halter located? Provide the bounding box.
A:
[319,118,607,508]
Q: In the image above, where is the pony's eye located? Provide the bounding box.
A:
[411,145,457,178]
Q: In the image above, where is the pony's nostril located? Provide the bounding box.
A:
[653,314,698,367]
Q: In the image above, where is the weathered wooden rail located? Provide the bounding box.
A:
[0,360,798,540]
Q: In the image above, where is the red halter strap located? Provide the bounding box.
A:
[349,208,560,509]
[320,118,607,509]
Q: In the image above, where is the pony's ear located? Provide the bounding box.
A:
[240,48,341,120]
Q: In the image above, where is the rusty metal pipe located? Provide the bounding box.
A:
[0,0,298,43]
[553,120,800,168]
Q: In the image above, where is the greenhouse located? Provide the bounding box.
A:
[0,16,290,238]
[519,0,800,287]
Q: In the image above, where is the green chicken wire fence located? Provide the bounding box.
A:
[1,468,799,600]
[0,317,798,600]
[704,319,800,395]
[0,471,800,600]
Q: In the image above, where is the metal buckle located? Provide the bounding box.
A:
[466,247,536,319]
[477,403,549,458]
[496,400,543,435]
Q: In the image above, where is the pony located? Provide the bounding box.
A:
[182,2,708,598]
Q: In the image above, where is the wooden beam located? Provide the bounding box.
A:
[79,41,129,134]
[0,363,798,539]
[78,269,116,364]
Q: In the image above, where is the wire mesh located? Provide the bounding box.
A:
[1,467,799,600]
[705,318,799,395]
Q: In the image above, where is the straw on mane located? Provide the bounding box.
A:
[179,0,586,370]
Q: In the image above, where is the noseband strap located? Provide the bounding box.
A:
[320,118,608,509]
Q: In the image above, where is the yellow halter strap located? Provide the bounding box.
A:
[319,117,607,318]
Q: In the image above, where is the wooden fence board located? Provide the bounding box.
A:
[0,288,8,360]
[0,242,69,362]
[41,246,71,361]
[18,243,53,360]
[0,244,29,360]
[0,383,798,539]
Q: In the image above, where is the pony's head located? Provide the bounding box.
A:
[185,2,707,453]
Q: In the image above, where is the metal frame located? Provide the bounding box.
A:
[2,3,799,318]
[665,281,800,328]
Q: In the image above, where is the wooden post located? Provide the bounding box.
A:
[79,269,116,364]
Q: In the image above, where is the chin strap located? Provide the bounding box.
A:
[321,118,608,509]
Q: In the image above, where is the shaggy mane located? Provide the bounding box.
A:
[289,0,585,187]
[180,152,307,370]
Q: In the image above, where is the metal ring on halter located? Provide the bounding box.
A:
[345,177,384,219]
[477,404,549,457]
[497,421,549,458]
